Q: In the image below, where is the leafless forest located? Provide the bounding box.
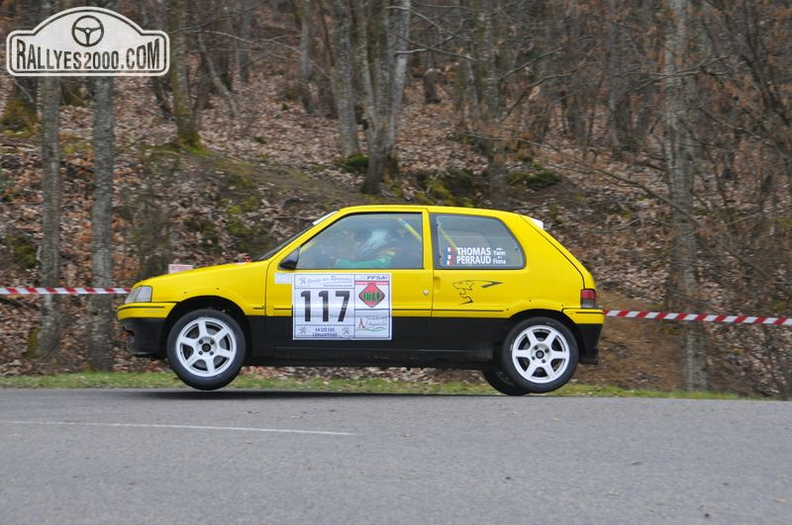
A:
[0,1,790,397]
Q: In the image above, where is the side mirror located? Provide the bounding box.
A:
[278,248,299,270]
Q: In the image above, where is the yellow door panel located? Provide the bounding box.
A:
[432,269,527,319]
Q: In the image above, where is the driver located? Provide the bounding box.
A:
[335,228,397,269]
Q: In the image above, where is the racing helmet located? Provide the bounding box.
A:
[354,228,395,258]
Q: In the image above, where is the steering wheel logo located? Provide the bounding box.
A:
[71,15,104,47]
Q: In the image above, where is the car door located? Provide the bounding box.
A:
[265,210,432,354]
[429,212,528,352]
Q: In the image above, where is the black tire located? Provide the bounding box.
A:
[166,309,246,390]
[482,369,532,396]
[500,317,578,394]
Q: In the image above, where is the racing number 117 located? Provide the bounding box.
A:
[299,290,350,323]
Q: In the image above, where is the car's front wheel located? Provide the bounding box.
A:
[500,317,578,393]
[166,309,246,390]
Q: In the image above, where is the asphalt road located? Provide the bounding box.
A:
[0,389,789,525]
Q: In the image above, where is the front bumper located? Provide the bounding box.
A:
[120,317,167,358]
[117,302,174,357]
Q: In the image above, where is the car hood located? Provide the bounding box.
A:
[135,261,269,303]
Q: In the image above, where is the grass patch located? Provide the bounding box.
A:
[558,383,746,400]
[0,372,748,399]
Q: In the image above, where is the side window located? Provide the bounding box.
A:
[296,212,423,270]
[432,214,524,269]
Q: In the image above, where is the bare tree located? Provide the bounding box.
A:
[36,1,62,360]
[238,0,255,83]
[193,0,236,118]
[88,77,116,371]
[79,3,117,373]
[692,1,792,395]
[358,0,411,194]
[331,0,361,157]
[662,0,707,391]
[439,0,546,205]
[167,0,201,150]
[296,0,318,114]
[472,0,509,205]
[605,0,631,157]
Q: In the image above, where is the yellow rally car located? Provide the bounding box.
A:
[118,205,603,395]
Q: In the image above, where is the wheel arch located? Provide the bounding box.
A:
[503,309,583,358]
[162,296,251,356]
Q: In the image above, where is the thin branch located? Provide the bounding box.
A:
[195,31,241,120]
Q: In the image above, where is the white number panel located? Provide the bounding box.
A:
[292,273,392,340]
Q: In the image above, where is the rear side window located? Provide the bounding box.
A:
[432,214,524,269]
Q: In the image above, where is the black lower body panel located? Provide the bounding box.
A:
[246,316,504,368]
[245,315,600,368]
[577,323,602,364]
[121,318,166,358]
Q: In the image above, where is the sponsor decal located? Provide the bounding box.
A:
[445,246,456,265]
[444,246,510,267]
[293,273,392,340]
[359,283,385,308]
[452,280,503,305]
[6,6,169,76]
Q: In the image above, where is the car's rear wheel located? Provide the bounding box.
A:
[500,317,578,393]
[166,309,245,390]
[482,369,532,396]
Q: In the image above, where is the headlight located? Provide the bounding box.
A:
[125,285,152,304]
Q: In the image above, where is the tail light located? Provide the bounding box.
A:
[581,288,598,309]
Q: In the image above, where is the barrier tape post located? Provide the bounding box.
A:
[2,287,791,326]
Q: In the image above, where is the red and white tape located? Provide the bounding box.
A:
[2,287,790,326]
[604,309,792,326]
[0,287,130,295]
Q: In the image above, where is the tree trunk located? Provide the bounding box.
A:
[361,0,411,195]
[384,0,410,165]
[351,0,374,143]
[663,0,707,391]
[483,7,507,206]
[468,0,508,206]
[88,75,116,372]
[238,0,254,83]
[296,0,317,115]
[332,0,360,157]
[167,0,201,150]
[362,0,389,194]
[606,0,632,157]
[37,76,62,359]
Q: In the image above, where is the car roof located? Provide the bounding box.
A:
[337,204,524,219]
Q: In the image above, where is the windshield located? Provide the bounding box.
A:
[257,211,337,260]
